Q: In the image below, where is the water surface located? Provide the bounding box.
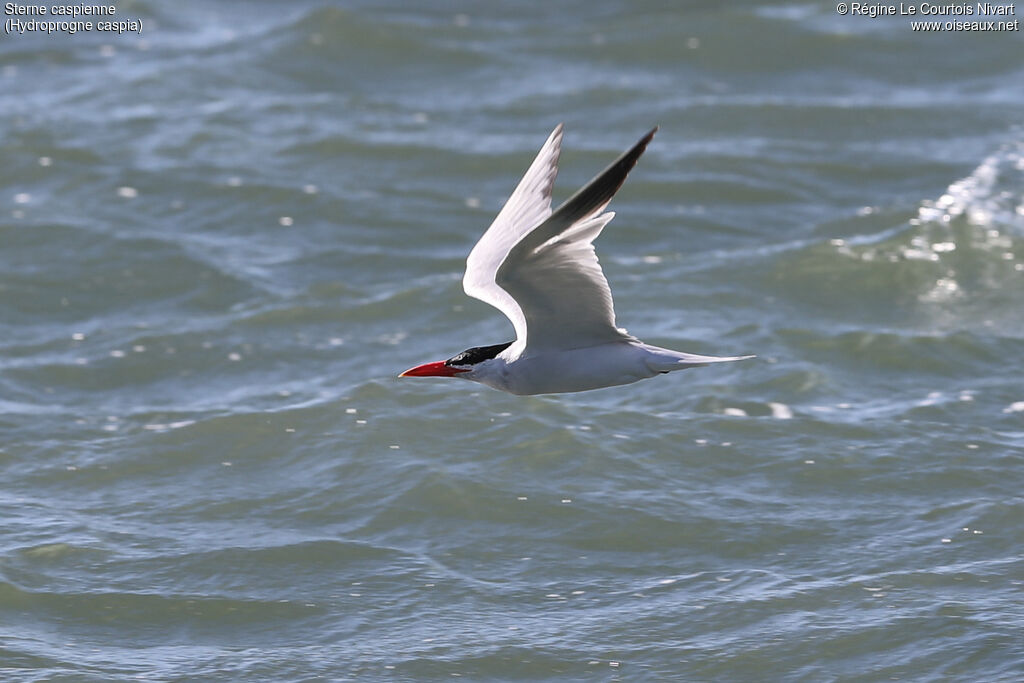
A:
[2,1,1023,680]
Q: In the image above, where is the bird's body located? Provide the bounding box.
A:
[400,124,753,395]
[467,341,748,396]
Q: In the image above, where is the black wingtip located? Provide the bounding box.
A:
[551,126,659,224]
[625,126,658,170]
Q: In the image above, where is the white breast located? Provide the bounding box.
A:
[476,341,660,395]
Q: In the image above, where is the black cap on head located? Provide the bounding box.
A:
[445,341,513,367]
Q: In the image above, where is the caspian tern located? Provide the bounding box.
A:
[400,124,753,395]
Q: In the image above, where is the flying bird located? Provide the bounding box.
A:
[400,125,753,395]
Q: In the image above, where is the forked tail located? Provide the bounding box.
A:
[641,344,756,373]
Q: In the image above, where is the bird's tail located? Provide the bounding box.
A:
[641,344,755,373]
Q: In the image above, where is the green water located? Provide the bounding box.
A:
[2,1,1023,680]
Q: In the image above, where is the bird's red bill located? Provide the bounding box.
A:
[399,361,469,378]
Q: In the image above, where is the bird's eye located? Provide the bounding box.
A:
[445,341,513,367]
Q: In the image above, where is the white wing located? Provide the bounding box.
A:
[463,124,563,346]
[464,125,657,353]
